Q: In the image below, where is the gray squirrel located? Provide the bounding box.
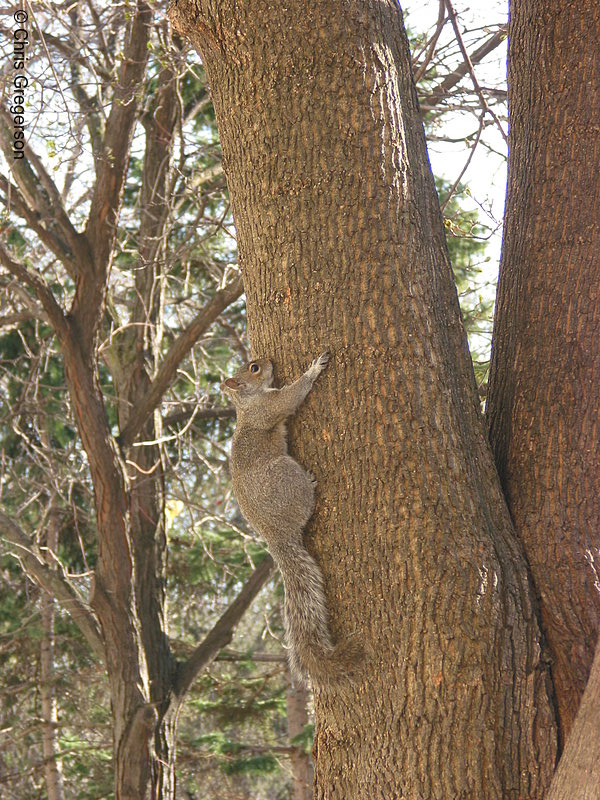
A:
[221,352,361,687]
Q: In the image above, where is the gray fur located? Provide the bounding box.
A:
[221,353,361,687]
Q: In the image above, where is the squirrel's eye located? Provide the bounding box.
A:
[249,363,260,374]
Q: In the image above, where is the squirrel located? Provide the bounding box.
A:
[221,352,361,688]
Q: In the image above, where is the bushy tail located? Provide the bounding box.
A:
[277,543,364,688]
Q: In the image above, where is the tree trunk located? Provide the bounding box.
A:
[547,637,600,798]
[40,505,66,800]
[105,53,181,799]
[286,676,313,800]
[486,0,600,746]
[169,1,558,796]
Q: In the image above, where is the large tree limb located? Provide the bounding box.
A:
[0,510,104,661]
[83,1,152,274]
[173,554,275,702]
[119,275,244,447]
[547,635,600,798]
[170,0,557,793]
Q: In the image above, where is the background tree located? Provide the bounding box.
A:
[0,3,278,797]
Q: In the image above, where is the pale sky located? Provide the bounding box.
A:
[404,0,509,284]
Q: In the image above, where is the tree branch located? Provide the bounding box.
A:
[0,243,69,340]
[67,0,153,354]
[119,275,244,447]
[163,405,236,429]
[216,649,286,663]
[547,632,600,798]
[0,510,104,661]
[421,27,507,111]
[31,28,111,81]
[441,4,507,140]
[0,108,91,275]
[83,0,152,273]
[0,174,80,272]
[413,0,446,85]
[173,554,275,701]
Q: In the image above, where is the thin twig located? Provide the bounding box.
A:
[413,0,447,84]
[439,113,486,214]
[444,1,507,142]
[422,26,507,110]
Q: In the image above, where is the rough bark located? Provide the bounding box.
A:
[62,338,162,800]
[110,53,182,798]
[286,678,313,800]
[547,638,600,798]
[486,0,600,745]
[169,1,557,796]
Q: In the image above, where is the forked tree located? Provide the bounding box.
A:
[1,0,598,797]
[169,0,600,797]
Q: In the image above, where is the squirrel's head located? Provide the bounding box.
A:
[221,358,274,405]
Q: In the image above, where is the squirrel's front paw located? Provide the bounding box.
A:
[309,352,330,375]
[308,353,329,380]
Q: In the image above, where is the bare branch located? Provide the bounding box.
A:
[0,243,69,340]
[64,0,153,356]
[439,113,486,213]
[216,649,286,663]
[218,743,297,756]
[442,3,507,141]
[29,28,111,81]
[0,108,91,275]
[173,555,275,702]
[0,509,104,661]
[163,405,236,429]
[83,1,152,273]
[85,0,115,71]
[0,174,80,272]
[421,27,507,111]
[119,275,244,448]
[413,0,447,85]
[128,49,182,385]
